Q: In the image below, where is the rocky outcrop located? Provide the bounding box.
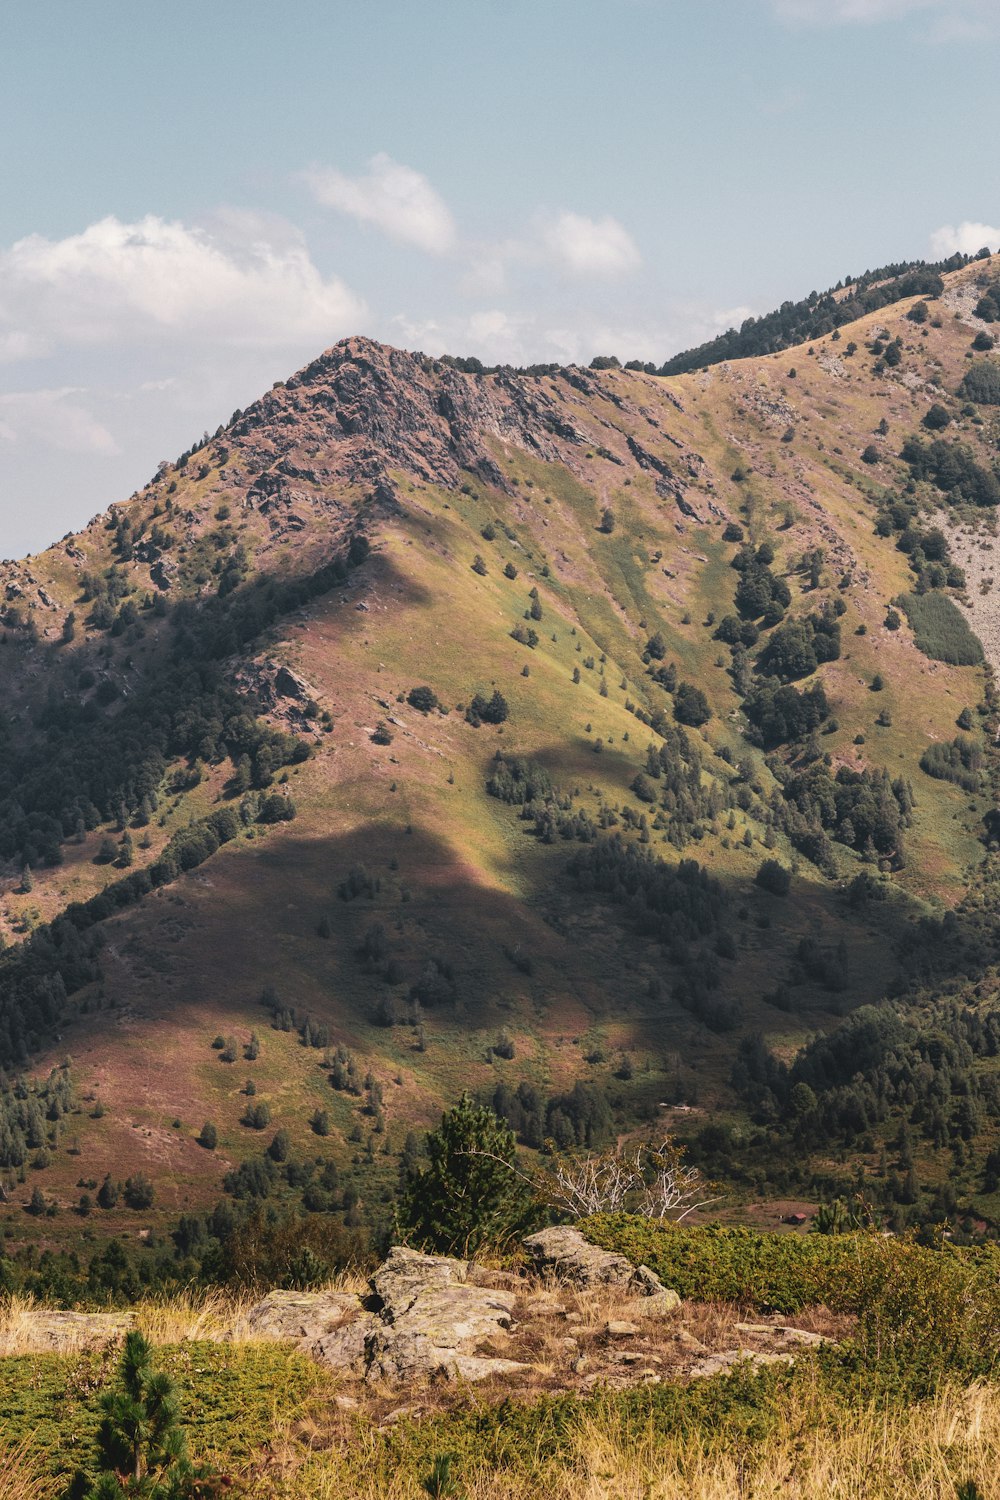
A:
[245,1247,529,1384]
[366,1248,526,1382]
[522,1225,680,1309]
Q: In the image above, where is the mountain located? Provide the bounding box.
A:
[2,253,1000,1287]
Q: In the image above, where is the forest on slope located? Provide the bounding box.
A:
[1,255,1000,1295]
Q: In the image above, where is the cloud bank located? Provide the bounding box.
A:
[0,214,365,357]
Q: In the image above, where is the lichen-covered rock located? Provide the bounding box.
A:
[523,1225,680,1304]
[244,1288,362,1342]
[370,1246,469,1314]
[245,1249,530,1384]
[367,1247,526,1381]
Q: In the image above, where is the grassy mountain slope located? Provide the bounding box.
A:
[2,256,1000,1267]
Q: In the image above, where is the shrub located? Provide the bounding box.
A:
[861,444,880,465]
[922,402,951,430]
[673,682,711,727]
[466,690,509,725]
[899,592,984,665]
[960,359,1000,406]
[197,1122,218,1150]
[407,686,439,713]
[123,1173,155,1209]
[755,859,791,896]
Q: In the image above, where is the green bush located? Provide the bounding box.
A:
[583,1215,1000,1387]
[899,591,984,665]
[959,359,1000,406]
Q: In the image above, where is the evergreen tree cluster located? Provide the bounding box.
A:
[660,258,962,374]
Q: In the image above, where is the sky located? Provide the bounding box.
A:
[1,0,999,557]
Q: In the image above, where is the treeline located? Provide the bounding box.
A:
[489,1078,614,1151]
[730,1000,1000,1182]
[660,255,974,374]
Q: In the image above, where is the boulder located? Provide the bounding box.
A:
[367,1247,526,1382]
[370,1245,468,1314]
[523,1226,680,1304]
[4,1310,133,1353]
[246,1249,531,1384]
[244,1288,361,1342]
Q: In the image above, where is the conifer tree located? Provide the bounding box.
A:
[397,1094,534,1254]
[69,1331,198,1498]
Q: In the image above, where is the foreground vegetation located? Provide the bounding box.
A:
[7,1216,1000,1496]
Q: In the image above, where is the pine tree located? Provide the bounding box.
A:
[70,1330,196,1498]
[397,1094,534,1254]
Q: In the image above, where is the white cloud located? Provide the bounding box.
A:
[0,389,119,456]
[542,212,641,277]
[774,0,932,20]
[772,0,999,29]
[0,214,365,357]
[930,221,1000,257]
[302,154,456,254]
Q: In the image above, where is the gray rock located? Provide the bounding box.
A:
[523,1226,680,1303]
[244,1288,361,1342]
[606,1320,641,1337]
[371,1246,469,1314]
[246,1251,529,1384]
[367,1251,525,1381]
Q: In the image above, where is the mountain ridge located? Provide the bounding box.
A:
[0,252,999,1280]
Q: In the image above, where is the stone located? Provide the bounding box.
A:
[734,1323,827,1348]
[5,1310,133,1353]
[365,1247,529,1384]
[606,1320,641,1337]
[688,1349,795,1380]
[523,1226,679,1302]
[245,1289,361,1342]
[370,1246,468,1314]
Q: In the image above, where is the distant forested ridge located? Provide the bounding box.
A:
[658,252,988,375]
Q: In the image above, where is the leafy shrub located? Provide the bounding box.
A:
[959,359,1000,406]
[899,592,984,665]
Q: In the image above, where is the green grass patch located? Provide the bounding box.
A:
[0,1341,329,1479]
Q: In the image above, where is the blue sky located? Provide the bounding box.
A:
[1,0,998,555]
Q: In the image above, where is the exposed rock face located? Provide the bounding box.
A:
[246,1247,528,1383]
[366,1249,525,1382]
[522,1225,680,1307]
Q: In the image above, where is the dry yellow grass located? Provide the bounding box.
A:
[0,1274,371,1356]
[0,1441,58,1500]
[264,1382,1000,1499]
